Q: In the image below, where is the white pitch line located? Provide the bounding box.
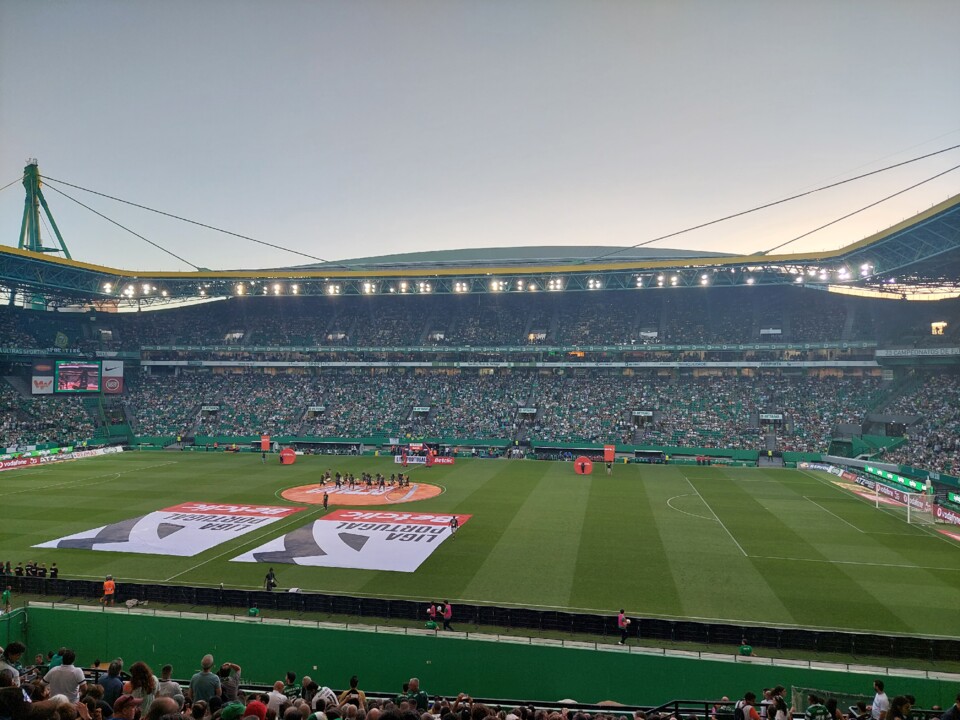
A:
[681,474,748,557]
[803,495,865,534]
[666,493,714,521]
[800,469,960,549]
[0,461,178,497]
[164,507,325,582]
[748,553,960,573]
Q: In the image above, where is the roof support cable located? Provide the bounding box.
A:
[42,182,200,270]
[584,142,960,264]
[764,162,960,255]
[41,176,354,269]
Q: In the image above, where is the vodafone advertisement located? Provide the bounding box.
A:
[0,456,42,471]
[934,505,960,526]
[0,445,123,472]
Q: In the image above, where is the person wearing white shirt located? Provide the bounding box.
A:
[44,649,87,703]
[267,681,288,715]
[870,680,889,720]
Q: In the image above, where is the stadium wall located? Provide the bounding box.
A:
[1,608,28,650]
[24,606,957,707]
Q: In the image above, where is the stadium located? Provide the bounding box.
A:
[2,158,960,711]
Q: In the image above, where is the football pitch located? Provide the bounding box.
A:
[3,452,960,638]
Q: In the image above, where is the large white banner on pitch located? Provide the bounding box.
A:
[231,510,472,572]
[34,503,305,556]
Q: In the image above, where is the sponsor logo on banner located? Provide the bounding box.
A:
[102,360,124,394]
[35,502,304,556]
[853,475,930,510]
[32,377,54,394]
[392,455,454,465]
[798,462,833,472]
[0,457,41,471]
[934,505,960,526]
[232,509,471,572]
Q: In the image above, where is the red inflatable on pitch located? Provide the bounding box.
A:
[574,456,593,475]
[279,447,296,465]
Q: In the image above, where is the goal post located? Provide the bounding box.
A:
[873,483,935,525]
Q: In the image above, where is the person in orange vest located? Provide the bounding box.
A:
[100,575,116,606]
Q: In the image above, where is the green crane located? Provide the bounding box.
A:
[18,159,71,259]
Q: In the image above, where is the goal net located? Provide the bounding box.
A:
[873,484,935,525]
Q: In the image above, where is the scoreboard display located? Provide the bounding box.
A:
[54,361,102,393]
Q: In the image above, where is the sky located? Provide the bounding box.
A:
[1,0,959,273]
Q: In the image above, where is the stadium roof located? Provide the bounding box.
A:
[1,191,959,306]
[280,246,734,272]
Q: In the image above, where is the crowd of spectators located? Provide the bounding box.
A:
[7,367,958,465]
[0,642,949,720]
[123,376,211,438]
[196,375,306,437]
[0,384,95,449]
[0,286,926,353]
[883,374,960,473]
[106,371,890,455]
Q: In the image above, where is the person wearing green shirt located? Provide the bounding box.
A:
[738,638,753,656]
[1,586,10,613]
[806,694,832,720]
[283,671,301,700]
[403,678,429,711]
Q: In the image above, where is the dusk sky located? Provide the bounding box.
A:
[1,1,958,272]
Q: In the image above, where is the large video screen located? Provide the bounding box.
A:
[55,361,101,393]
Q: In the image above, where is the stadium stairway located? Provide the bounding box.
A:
[82,396,106,428]
[841,303,857,341]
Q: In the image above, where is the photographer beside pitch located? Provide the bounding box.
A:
[617,609,632,645]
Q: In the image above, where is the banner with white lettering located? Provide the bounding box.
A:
[231,510,472,572]
[35,502,304,556]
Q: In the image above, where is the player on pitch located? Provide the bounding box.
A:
[449,516,459,537]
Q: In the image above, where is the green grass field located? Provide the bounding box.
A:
[3,452,960,638]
